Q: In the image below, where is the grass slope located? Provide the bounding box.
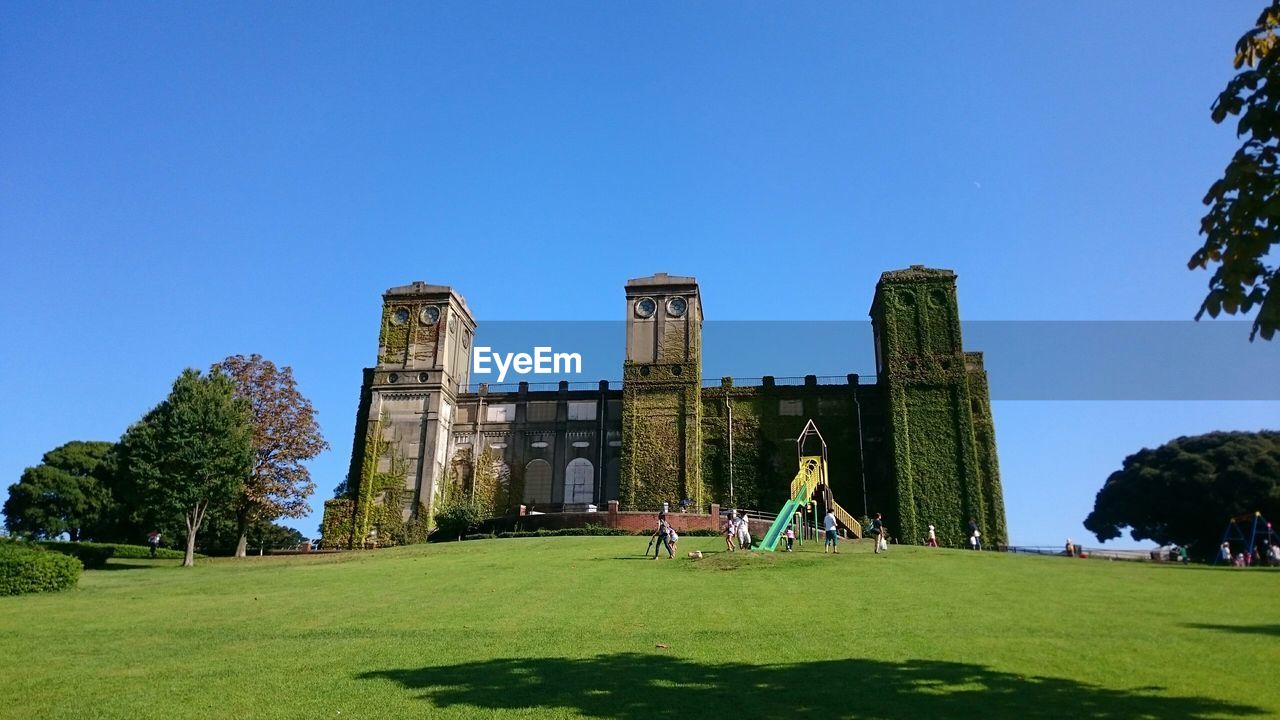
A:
[0,537,1276,719]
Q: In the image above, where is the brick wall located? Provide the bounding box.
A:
[480,501,724,534]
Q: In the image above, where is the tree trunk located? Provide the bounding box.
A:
[183,500,207,568]
[184,516,197,567]
[234,510,249,558]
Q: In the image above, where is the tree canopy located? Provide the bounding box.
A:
[3,441,113,540]
[116,368,253,566]
[1084,431,1280,559]
[1192,1,1280,340]
[212,354,328,557]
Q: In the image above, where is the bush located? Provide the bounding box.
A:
[37,541,114,569]
[36,541,197,562]
[0,543,82,596]
[432,499,486,541]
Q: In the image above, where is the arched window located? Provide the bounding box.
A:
[524,459,552,505]
[565,458,594,504]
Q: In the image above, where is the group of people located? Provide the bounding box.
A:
[1220,541,1280,567]
[724,510,753,551]
[650,513,680,559]
[652,508,988,557]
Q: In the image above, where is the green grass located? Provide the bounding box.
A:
[0,537,1277,719]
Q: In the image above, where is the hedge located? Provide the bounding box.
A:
[37,541,114,569]
[0,543,82,596]
[452,526,725,542]
[37,541,199,561]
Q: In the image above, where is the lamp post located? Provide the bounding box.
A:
[853,385,868,518]
[725,393,734,508]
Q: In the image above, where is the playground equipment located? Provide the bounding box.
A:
[1213,511,1277,565]
[756,420,862,551]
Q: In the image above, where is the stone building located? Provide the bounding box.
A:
[321,267,1007,549]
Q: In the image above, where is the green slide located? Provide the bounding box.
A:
[756,492,805,552]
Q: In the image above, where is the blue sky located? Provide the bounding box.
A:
[1,2,1275,547]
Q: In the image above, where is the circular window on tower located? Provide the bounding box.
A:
[666,297,688,317]
[635,297,657,318]
[391,308,410,326]
[420,305,440,324]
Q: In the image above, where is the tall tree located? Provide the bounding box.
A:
[1192,1,1280,340]
[3,441,113,540]
[212,354,328,557]
[1084,431,1280,560]
[117,368,252,566]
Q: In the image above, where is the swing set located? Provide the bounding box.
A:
[1213,511,1278,566]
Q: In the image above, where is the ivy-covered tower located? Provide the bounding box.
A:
[620,273,704,510]
[323,281,476,547]
[870,266,1007,547]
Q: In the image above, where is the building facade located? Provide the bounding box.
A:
[321,268,1007,548]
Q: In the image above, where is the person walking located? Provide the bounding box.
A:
[823,509,839,554]
[926,524,938,547]
[652,514,673,560]
[147,529,161,558]
[724,515,737,552]
[870,513,885,554]
[784,526,795,552]
[971,529,982,551]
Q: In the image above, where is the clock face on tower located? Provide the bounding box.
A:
[635,297,657,318]
[420,305,440,324]
[666,297,688,317]
[392,308,410,326]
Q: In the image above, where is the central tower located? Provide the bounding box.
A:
[619,273,704,510]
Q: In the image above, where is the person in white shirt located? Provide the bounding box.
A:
[737,512,752,551]
[823,510,838,554]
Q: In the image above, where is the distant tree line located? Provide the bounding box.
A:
[2,355,326,566]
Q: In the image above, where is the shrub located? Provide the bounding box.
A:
[0,543,82,596]
[36,541,197,562]
[37,541,114,569]
[432,498,486,541]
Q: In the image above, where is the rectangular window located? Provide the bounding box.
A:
[568,401,597,421]
[486,403,516,422]
[527,402,556,422]
[779,399,804,416]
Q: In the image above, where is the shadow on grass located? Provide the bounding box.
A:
[359,654,1264,719]
[96,561,164,571]
[1183,622,1280,638]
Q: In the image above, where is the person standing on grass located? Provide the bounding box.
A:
[147,529,161,558]
[652,514,673,560]
[870,513,885,554]
[784,526,795,552]
[724,515,737,552]
[823,509,838,554]
[667,527,679,557]
[926,525,938,547]
[737,511,752,551]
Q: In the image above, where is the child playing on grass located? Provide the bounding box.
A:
[823,510,838,554]
[724,518,736,552]
[926,525,938,547]
[784,527,795,552]
[667,528,679,557]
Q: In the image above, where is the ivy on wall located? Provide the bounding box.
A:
[619,360,703,511]
[874,270,1008,547]
[378,305,410,367]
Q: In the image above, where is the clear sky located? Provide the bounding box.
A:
[2,2,1275,548]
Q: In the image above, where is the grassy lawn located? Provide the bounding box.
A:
[0,536,1276,719]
